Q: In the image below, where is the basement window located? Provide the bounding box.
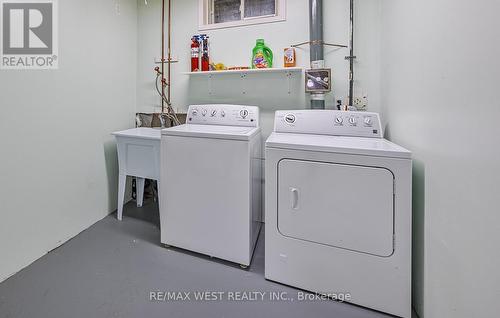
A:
[199,0,286,30]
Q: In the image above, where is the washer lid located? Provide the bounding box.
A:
[266,132,411,159]
[162,124,261,141]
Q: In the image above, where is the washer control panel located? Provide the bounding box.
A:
[275,110,382,138]
[187,104,259,127]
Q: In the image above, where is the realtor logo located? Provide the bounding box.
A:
[1,0,58,69]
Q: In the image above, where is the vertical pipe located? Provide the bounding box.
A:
[348,0,354,106]
[167,0,172,114]
[309,0,325,109]
[309,0,324,65]
[161,0,165,113]
[310,97,325,110]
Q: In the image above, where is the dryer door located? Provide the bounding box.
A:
[278,159,394,257]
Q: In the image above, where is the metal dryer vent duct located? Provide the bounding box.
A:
[309,0,325,109]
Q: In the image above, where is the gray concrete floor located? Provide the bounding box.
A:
[0,199,398,318]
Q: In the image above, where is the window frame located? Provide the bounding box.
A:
[198,0,286,31]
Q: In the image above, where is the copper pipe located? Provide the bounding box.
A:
[167,0,172,114]
[161,0,165,113]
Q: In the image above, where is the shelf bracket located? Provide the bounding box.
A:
[208,73,213,95]
[286,71,293,94]
[241,72,247,95]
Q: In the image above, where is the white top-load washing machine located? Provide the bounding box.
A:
[161,104,262,267]
[265,110,412,317]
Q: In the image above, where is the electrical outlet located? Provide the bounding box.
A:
[353,95,368,110]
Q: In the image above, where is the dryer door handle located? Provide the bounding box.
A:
[290,188,299,210]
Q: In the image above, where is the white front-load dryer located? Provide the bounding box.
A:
[265,110,412,317]
[161,104,262,267]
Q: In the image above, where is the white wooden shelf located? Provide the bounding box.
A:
[183,67,303,76]
[184,67,303,95]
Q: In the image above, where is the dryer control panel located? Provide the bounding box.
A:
[274,110,382,138]
[187,104,259,127]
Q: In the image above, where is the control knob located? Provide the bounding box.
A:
[348,116,357,125]
[202,109,207,116]
[211,109,217,117]
[240,109,249,119]
[192,109,198,116]
[220,110,226,117]
[334,117,343,125]
[364,117,373,126]
[285,114,296,124]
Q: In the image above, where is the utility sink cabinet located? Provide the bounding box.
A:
[112,128,161,220]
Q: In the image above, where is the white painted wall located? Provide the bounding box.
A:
[137,0,382,140]
[0,0,138,282]
[380,1,500,317]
